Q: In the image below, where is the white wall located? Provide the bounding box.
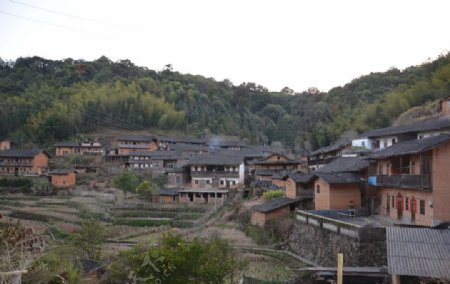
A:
[351,138,374,150]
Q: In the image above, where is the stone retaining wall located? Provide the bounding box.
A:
[289,217,387,267]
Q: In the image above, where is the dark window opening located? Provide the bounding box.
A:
[420,200,425,215]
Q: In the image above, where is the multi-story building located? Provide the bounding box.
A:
[54,141,104,156]
[188,153,244,189]
[368,134,450,226]
[0,149,49,175]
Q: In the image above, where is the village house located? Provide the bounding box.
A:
[367,134,450,226]
[307,141,352,171]
[158,188,179,204]
[284,172,315,200]
[312,172,364,210]
[158,136,206,150]
[206,137,246,150]
[48,169,77,188]
[178,188,228,205]
[54,141,104,156]
[0,149,50,176]
[250,153,301,181]
[166,168,189,188]
[188,153,244,189]
[251,197,298,227]
[127,151,182,174]
[115,135,158,155]
[352,116,450,151]
[0,139,12,150]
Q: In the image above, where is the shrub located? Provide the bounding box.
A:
[263,190,285,200]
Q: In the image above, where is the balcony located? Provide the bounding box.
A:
[191,171,239,178]
[370,174,430,190]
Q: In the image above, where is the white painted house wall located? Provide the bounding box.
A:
[351,138,374,150]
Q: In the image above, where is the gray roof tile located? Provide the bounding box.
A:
[369,134,450,159]
[386,227,450,279]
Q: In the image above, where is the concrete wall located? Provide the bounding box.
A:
[289,219,386,267]
[352,138,374,150]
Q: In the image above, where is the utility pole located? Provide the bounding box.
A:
[337,253,343,284]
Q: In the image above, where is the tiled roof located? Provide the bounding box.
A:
[166,143,209,152]
[0,148,49,158]
[254,169,280,176]
[159,188,180,196]
[48,168,76,175]
[54,141,78,147]
[310,140,351,156]
[361,117,450,138]
[187,153,243,165]
[206,138,246,148]
[369,134,450,159]
[288,172,315,183]
[386,227,450,279]
[253,197,297,213]
[118,144,152,149]
[158,136,205,144]
[315,172,364,184]
[316,156,369,173]
[117,135,155,142]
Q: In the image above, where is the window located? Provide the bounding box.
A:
[206,180,210,184]
[420,200,425,215]
[316,185,320,194]
[405,197,409,210]
[383,142,388,148]
[392,195,395,208]
[361,141,366,147]
[220,180,224,185]
[378,164,383,174]
[392,138,396,144]
[195,180,199,184]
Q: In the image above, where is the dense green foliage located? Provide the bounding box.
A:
[1,54,449,151]
[263,189,285,200]
[110,233,245,283]
[113,171,142,200]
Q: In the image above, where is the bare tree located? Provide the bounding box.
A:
[0,219,44,284]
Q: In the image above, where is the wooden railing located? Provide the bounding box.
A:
[373,174,430,189]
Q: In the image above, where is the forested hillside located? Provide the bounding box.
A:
[0,53,449,151]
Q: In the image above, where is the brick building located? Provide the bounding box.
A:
[368,134,450,226]
[251,197,297,227]
[0,149,49,175]
[49,169,77,188]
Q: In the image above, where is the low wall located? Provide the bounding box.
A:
[289,210,386,267]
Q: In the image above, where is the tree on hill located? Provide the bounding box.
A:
[113,171,142,202]
[109,233,246,283]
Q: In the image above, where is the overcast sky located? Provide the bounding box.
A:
[1,0,449,92]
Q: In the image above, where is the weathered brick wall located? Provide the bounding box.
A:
[289,221,387,267]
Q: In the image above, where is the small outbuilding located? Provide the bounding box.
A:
[251,197,297,227]
[49,169,77,188]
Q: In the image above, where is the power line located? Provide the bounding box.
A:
[0,9,116,39]
[9,0,143,32]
